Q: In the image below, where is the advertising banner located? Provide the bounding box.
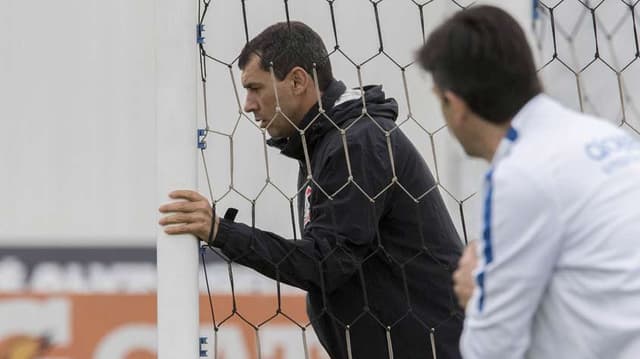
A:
[0,248,328,359]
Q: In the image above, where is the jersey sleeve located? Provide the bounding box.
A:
[460,165,563,358]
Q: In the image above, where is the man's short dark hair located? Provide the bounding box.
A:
[238,21,334,92]
[417,5,542,124]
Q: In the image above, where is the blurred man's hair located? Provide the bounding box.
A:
[238,21,334,91]
[418,6,542,124]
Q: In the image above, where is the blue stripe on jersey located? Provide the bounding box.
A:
[506,127,519,142]
[476,127,518,312]
[477,169,494,312]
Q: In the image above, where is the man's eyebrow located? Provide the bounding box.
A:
[243,82,261,89]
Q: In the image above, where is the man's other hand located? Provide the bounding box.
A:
[453,240,479,309]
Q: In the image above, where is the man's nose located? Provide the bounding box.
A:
[244,97,257,114]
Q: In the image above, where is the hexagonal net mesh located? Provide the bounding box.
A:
[193,1,639,358]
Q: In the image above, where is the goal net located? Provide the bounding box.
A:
[191,1,639,358]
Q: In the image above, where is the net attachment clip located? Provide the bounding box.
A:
[199,336,208,357]
[197,24,206,44]
[197,128,207,149]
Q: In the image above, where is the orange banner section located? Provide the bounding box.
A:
[0,294,329,359]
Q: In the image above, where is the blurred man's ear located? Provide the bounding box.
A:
[441,92,450,105]
[443,90,469,124]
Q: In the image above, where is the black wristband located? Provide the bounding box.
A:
[206,205,216,245]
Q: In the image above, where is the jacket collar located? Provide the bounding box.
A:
[268,79,347,161]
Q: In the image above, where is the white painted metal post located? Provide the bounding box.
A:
[156,0,200,356]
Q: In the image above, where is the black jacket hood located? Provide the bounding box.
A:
[267,79,399,161]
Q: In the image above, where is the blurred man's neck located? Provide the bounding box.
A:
[478,120,511,162]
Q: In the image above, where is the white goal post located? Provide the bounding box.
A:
[155,0,200,357]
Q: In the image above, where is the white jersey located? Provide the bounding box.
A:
[461,94,640,359]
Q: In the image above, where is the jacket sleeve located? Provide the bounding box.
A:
[460,165,563,358]
[212,135,392,293]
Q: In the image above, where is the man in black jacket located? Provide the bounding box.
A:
[159,21,463,359]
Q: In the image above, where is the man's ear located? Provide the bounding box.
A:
[443,90,469,123]
[288,66,311,95]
